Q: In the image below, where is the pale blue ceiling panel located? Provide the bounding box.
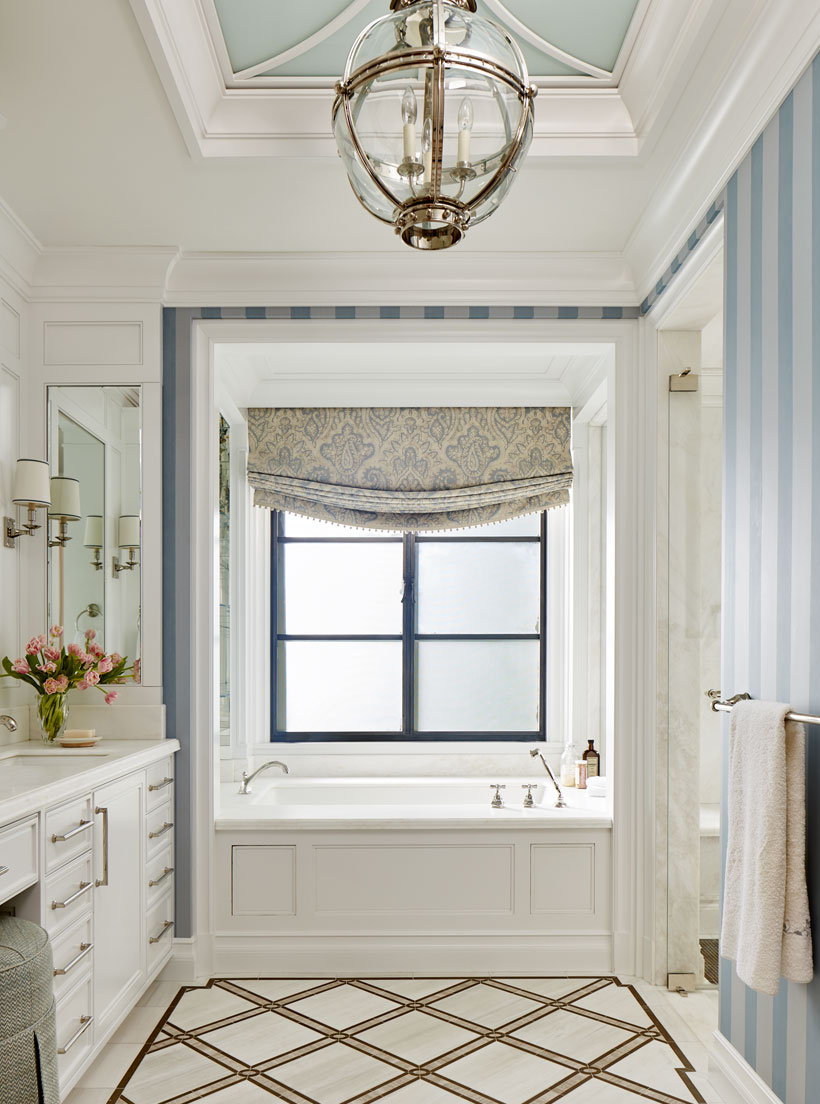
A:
[213,0,360,73]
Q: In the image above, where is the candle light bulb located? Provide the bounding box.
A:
[458,97,474,132]
[401,88,418,126]
[457,97,473,164]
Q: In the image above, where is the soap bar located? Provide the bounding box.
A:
[64,729,96,740]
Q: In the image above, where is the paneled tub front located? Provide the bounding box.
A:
[213,777,612,976]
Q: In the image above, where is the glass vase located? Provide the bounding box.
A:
[37,693,69,744]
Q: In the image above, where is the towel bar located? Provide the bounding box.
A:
[706,689,820,726]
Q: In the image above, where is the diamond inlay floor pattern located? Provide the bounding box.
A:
[107,977,706,1104]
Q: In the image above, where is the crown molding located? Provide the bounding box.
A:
[29,247,181,304]
[627,0,820,300]
[163,250,638,307]
[0,196,42,297]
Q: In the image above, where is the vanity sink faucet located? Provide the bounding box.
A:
[0,716,17,732]
[238,760,289,794]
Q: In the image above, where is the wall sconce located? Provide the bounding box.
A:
[48,477,81,547]
[3,459,52,548]
[113,515,140,574]
[83,515,104,570]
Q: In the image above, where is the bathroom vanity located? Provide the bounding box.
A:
[0,738,179,1096]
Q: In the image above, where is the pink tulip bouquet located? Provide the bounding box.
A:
[1,626,138,742]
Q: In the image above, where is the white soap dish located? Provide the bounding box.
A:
[57,731,101,748]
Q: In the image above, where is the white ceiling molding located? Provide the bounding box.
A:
[0,195,42,296]
[128,0,642,157]
[627,0,820,299]
[162,250,638,308]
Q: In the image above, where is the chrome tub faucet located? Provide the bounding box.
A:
[529,748,567,808]
[238,760,289,794]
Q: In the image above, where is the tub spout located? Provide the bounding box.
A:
[529,748,567,808]
[239,760,289,794]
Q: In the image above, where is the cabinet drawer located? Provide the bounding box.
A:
[45,794,93,873]
[51,913,94,1005]
[146,843,175,910]
[146,798,174,857]
[44,852,94,936]
[0,815,38,904]
[146,890,174,976]
[56,973,94,1091]
[146,757,174,811]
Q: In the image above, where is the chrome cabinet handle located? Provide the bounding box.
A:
[148,866,174,888]
[95,806,109,887]
[0,866,8,877]
[148,821,174,840]
[148,777,173,792]
[58,1015,93,1054]
[149,919,174,944]
[51,819,92,843]
[53,942,93,976]
[51,881,92,909]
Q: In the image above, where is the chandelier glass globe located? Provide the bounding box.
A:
[333,0,536,250]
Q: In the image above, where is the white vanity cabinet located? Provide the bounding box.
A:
[0,741,179,1097]
[92,771,145,1030]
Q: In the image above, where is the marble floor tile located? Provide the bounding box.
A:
[356,1009,481,1063]
[62,1090,114,1104]
[75,1043,142,1089]
[286,983,402,1030]
[104,976,717,1104]
[137,981,182,1009]
[428,983,543,1028]
[110,1006,168,1045]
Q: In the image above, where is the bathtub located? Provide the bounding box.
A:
[213,774,613,976]
[218,774,610,827]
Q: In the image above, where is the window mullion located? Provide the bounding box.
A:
[402,532,416,738]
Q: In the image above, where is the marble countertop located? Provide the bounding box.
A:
[0,739,181,825]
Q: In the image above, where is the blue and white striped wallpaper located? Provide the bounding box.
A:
[721,54,820,1104]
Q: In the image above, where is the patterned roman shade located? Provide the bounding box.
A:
[247,407,572,531]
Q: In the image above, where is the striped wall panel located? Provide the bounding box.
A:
[721,54,820,1104]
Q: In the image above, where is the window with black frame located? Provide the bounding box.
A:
[270,509,547,741]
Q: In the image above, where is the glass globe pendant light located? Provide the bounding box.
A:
[333,0,536,250]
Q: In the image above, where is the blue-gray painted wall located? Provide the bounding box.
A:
[721,54,820,1104]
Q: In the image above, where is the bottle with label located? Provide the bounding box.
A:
[583,740,600,778]
[560,744,577,786]
[575,759,587,789]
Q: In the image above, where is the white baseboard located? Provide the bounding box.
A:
[208,934,613,978]
[163,937,201,983]
[709,1030,783,1104]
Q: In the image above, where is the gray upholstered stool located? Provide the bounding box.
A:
[0,916,60,1104]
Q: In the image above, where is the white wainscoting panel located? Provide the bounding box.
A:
[43,321,143,366]
[313,845,514,916]
[231,845,295,916]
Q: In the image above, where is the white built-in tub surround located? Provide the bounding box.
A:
[213,757,613,977]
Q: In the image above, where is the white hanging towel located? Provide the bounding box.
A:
[720,700,813,995]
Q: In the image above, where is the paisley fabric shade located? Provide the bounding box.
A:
[247,407,572,531]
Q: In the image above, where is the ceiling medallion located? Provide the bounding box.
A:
[333,0,536,250]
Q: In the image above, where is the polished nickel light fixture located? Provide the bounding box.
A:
[333,0,536,250]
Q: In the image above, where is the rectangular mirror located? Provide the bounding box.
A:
[47,386,142,676]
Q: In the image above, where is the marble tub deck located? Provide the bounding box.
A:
[64,976,724,1104]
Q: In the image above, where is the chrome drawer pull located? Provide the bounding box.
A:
[0,866,8,877]
[53,942,93,976]
[148,821,174,840]
[148,866,174,888]
[148,776,173,792]
[51,819,92,843]
[51,881,92,909]
[95,806,109,887]
[58,1015,93,1054]
[149,919,174,944]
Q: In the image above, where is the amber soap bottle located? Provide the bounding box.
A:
[582,740,600,778]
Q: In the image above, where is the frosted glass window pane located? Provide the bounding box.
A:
[417,543,540,634]
[280,642,402,731]
[282,513,401,537]
[424,513,541,538]
[282,544,403,634]
[416,641,539,731]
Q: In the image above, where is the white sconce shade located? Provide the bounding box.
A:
[48,477,81,520]
[117,515,140,549]
[13,459,51,507]
[83,515,104,548]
